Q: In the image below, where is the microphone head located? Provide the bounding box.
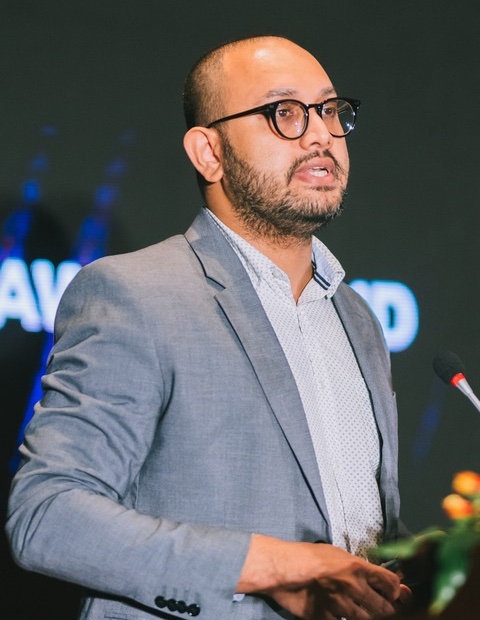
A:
[433,351,466,385]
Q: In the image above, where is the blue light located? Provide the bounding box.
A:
[349,279,420,352]
[22,180,40,204]
[94,184,119,208]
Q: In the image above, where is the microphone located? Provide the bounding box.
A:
[433,351,480,414]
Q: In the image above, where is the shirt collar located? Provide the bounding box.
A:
[311,236,345,298]
[205,207,345,299]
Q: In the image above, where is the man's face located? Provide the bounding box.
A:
[215,39,350,240]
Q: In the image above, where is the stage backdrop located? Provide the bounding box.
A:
[2,1,480,617]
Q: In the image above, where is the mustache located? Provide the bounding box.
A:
[286,149,347,184]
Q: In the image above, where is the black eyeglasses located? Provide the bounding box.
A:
[207,97,361,140]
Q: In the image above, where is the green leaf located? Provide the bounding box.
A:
[373,527,447,561]
[429,532,480,614]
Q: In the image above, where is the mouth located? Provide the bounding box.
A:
[291,157,336,185]
[308,167,329,178]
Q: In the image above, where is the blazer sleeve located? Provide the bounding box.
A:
[5,257,252,619]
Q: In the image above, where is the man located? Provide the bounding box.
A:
[7,36,408,620]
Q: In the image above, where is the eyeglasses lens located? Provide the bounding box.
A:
[274,101,307,139]
[274,99,355,139]
[327,100,355,137]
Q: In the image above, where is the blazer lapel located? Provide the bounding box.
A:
[185,210,330,526]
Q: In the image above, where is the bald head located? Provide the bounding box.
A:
[183,36,320,130]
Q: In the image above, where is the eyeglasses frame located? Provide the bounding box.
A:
[206,96,361,140]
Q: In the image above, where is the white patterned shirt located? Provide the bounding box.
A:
[207,208,384,557]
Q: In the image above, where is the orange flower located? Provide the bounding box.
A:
[442,493,474,519]
[452,471,480,496]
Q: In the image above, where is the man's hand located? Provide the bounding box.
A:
[237,534,403,619]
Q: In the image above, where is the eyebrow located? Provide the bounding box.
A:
[262,85,338,101]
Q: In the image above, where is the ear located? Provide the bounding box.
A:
[183,127,224,183]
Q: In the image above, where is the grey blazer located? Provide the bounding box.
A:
[6,208,400,620]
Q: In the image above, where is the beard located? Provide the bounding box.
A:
[219,132,349,242]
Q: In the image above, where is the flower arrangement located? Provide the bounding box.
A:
[375,471,480,615]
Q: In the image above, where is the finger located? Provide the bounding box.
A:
[354,587,398,618]
[396,583,413,607]
[326,592,381,620]
[365,565,402,601]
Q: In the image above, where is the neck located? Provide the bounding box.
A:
[207,205,314,303]
[252,236,314,302]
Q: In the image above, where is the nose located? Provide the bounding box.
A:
[298,108,333,150]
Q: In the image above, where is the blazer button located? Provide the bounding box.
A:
[166,598,177,611]
[187,603,201,616]
[154,595,166,608]
[177,600,187,613]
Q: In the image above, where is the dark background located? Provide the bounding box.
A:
[1,1,479,617]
